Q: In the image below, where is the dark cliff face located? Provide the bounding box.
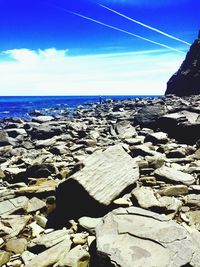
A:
[165,31,200,96]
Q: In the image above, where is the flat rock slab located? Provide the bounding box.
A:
[154,166,195,185]
[16,179,57,196]
[0,196,28,216]
[95,207,200,267]
[32,116,54,123]
[1,215,31,239]
[55,145,139,222]
[25,237,72,267]
[28,229,71,250]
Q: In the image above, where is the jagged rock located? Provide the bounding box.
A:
[25,163,57,178]
[72,232,89,245]
[0,132,14,147]
[29,125,63,140]
[5,128,27,138]
[166,31,200,96]
[134,105,166,128]
[158,111,200,144]
[154,166,195,185]
[0,215,31,239]
[21,251,36,265]
[5,238,27,254]
[54,245,90,267]
[26,197,46,213]
[0,196,28,216]
[53,145,139,226]
[185,211,200,230]
[115,120,137,139]
[28,229,71,251]
[131,187,162,210]
[130,144,164,158]
[131,187,182,214]
[16,178,57,196]
[25,237,72,267]
[29,221,44,238]
[95,207,200,267]
[144,132,168,144]
[0,250,11,266]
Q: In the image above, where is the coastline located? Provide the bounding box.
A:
[1,94,200,266]
[0,95,160,120]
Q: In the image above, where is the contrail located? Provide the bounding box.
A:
[99,4,191,46]
[68,10,185,54]
[48,4,185,54]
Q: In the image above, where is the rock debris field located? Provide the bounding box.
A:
[1,95,200,266]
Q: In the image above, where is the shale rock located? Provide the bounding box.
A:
[25,237,72,267]
[95,207,200,267]
[154,166,195,185]
[54,145,139,225]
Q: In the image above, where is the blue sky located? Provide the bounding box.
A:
[0,0,199,95]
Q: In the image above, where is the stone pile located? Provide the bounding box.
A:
[0,95,200,266]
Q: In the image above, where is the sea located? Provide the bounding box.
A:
[0,95,159,120]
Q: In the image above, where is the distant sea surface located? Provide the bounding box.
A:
[0,95,160,119]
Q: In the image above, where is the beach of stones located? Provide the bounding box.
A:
[1,95,200,266]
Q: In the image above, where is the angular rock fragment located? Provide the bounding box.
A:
[144,131,168,144]
[0,250,11,266]
[16,178,57,196]
[25,237,72,267]
[53,145,139,225]
[134,105,166,128]
[26,197,46,213]
[115,120,137,139]
[25,163,57,178]
[28,229,71,251]
[5,238,27,254]
[78,217,102,234]
[54,245,90,267]
[0,196,28,216]
[0,215,31,239]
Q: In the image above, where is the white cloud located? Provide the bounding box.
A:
[3,48,69,64]
[0,47,185,95]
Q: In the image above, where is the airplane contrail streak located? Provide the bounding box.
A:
[48,4,185,54]
[99,4,191,46]
[68,10,185,54]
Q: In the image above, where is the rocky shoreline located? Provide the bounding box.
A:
[1,94,200,266]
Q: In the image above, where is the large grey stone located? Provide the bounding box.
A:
[55,145,139,223]
[95,207,200,267]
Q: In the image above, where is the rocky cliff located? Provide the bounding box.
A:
[165,31,200,96]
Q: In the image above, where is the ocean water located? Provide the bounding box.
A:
[0,95,159,119]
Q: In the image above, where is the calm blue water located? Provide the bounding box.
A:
[0,96,159,119]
